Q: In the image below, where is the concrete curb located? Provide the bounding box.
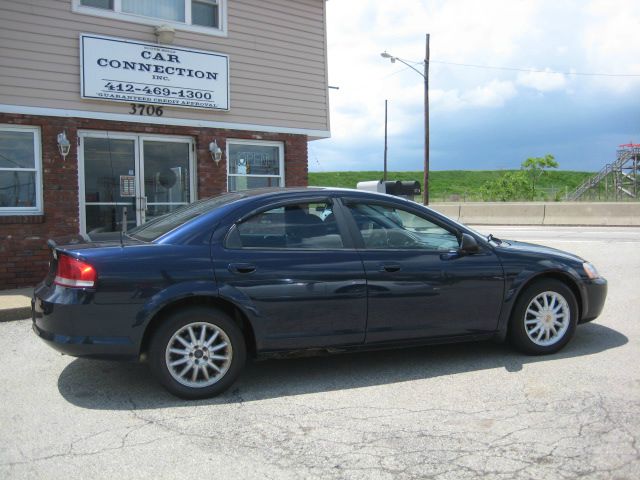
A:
[0,287,33,323]
[0,307,31,322]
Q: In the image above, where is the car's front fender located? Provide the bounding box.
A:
[494,255,585,339]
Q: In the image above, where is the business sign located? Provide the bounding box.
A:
[80,34,229,110]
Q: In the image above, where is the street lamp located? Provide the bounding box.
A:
[381,34,430,205]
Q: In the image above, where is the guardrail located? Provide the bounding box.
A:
[429,202,640,226]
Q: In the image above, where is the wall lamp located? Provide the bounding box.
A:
[57,131,71,160]
[154,24,176,44]
[209,140,223,165]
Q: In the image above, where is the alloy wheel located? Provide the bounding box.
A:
[165,322,233,388]
[524,291,570,347]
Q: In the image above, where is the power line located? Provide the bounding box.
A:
[380,64,416,80]
[431,60,640,77]
[401,58,640,77]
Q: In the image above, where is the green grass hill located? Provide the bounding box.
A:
[308,170,594,201]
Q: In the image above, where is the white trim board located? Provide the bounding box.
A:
[0,104,331,140]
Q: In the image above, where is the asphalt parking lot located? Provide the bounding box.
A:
[1,226,639,479]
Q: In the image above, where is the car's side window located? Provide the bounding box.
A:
[228,201,344,249]
[345,202,459,250]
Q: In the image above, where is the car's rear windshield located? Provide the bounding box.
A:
[128,193,243,242]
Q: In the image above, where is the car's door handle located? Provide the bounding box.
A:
[228,263,256,274]
[440,251,461,261]
[379,263,401,273]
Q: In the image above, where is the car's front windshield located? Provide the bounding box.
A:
[128,193,243,242]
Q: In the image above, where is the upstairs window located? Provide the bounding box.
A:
[191,1,220,27]
[74,0,225,35]
[121,1,187,22]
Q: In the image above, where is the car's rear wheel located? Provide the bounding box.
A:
[148,307,246,399]
[509,279,578,355]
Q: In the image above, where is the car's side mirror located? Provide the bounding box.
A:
[459,233,480,255]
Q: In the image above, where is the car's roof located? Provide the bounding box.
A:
[229,186,342,198]
[232,186,325,197]
[227,186,403,201]
[204,187,426,216]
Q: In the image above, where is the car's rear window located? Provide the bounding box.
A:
[128,193,242,241]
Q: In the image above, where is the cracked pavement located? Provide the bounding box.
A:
[1,226,639,479]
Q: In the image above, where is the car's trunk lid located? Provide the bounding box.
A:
[43,233,146,286]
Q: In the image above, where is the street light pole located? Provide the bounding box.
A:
[384,99,388,182]
[381,33,431,205]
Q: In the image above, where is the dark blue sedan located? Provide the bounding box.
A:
[33,188,607,399]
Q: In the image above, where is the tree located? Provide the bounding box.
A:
[480,154,559,201]
[521,154,559,200]
[480,171,529,201]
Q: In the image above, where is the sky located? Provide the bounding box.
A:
[308,0,640,172]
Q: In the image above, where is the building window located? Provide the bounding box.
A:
[0,125,42,215]
[227,140,285,192]
[191,1,219,27]
[74,0,225,35]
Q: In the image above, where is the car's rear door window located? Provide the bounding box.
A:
[227,201,344,249]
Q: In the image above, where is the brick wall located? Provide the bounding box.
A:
[0,113,309,289]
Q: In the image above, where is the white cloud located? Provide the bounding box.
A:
[314,0,640,172]
[464,80,518,107]
[431,80,517,111]
[582,0,640,92]
[517,69,567,92]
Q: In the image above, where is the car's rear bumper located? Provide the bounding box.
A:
[31,321,136,359]
[32,283,139,360]
[579,277,608,324]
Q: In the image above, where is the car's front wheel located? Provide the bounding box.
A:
[148,307,246,399]
[509,279,578,355]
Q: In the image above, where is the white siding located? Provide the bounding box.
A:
[0,0,330,135]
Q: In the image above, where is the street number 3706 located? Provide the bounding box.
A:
[129,104,164,116]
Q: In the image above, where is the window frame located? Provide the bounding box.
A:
[72,0,228,38]
[224,198,348,251]
[226,139,285,193]
[342,198,462,252]
[0,124,43,216]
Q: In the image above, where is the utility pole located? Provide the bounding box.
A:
[424,33,430,205]
[384,99,388,181]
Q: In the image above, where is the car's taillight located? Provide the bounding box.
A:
[54,254,97,288]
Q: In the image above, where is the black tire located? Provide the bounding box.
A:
[508,279,578,355]
[148,306,246,399]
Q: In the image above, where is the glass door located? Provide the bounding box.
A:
[141,139,192,223]
[82,136,138,234]
[80,133,194,235]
